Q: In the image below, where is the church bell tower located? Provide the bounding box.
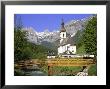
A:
[60,19,66,43]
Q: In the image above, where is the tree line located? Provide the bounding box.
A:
[75,16,97,57]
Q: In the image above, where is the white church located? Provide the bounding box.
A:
[58,19,76,56]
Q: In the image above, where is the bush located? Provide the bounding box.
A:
[22,47,32,60]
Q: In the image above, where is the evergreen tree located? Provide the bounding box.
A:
[83,16,97,56]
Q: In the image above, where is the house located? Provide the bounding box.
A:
[58,19,76,56]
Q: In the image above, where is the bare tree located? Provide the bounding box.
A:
[14,14,23,29]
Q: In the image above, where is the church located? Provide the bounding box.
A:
[58,19,76,56]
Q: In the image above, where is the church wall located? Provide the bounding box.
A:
[62,46,66,53]
[58,45,67,54]
[69,46,76,54]
[58,46,63,54]
[58,45,76,55]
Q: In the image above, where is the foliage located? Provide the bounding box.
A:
[49,66,82,76]
[36,53,47,60]
[41,41,58,55]
[14,29,29,61]
[75,16,97,56]
[88,64,97,76]
[39,66,82,76]
[73,30,85,54]
[14,28,50,62]
[76,45,86,54]
[22,47,32,60]
[73,30,84,47]
[83,17,97,55]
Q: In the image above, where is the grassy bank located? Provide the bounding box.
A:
[88,64,97,76]
[41,66,82,76]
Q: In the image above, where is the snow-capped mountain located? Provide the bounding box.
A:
[22,15,95,44]
[36,29,60,43]
[22,27,38,44]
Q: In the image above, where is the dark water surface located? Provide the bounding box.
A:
[22,67,47,76]
[24,70,47,76]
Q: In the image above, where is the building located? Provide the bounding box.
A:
[58,19,76,56]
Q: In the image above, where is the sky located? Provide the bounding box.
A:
[14,14,93,32]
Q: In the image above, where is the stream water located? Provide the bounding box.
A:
[20,64,47,76]
[22,69,47,76]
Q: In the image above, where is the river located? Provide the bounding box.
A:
[20,64,47,76]
[22,68,47,76]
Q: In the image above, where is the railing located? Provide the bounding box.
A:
[47,59,95,66]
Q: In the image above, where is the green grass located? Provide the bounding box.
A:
[88,64,97,76]
[40,65,48,74]
[41,64,97,76]
[40,66,82,76]
[51,66,82,76]
[41,65,97,76]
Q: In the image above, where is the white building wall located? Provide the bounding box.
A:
[58,46,66,54]
[69,46,76,54]
[62,46,65,53]
[58,46,62,54]
[58,45,76,55]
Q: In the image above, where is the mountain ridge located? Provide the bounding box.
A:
[22,15,95,45]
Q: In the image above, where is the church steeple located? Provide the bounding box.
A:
[60,19,67,44]
[61,19,64,28]
[60,19,66,32]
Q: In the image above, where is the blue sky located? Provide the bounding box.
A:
[14,14,93,32]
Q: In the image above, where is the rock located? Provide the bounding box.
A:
[76,72,88,76]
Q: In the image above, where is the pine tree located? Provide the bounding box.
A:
[83,16,97,56]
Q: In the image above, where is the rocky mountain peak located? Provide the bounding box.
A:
[22,15,94,45]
